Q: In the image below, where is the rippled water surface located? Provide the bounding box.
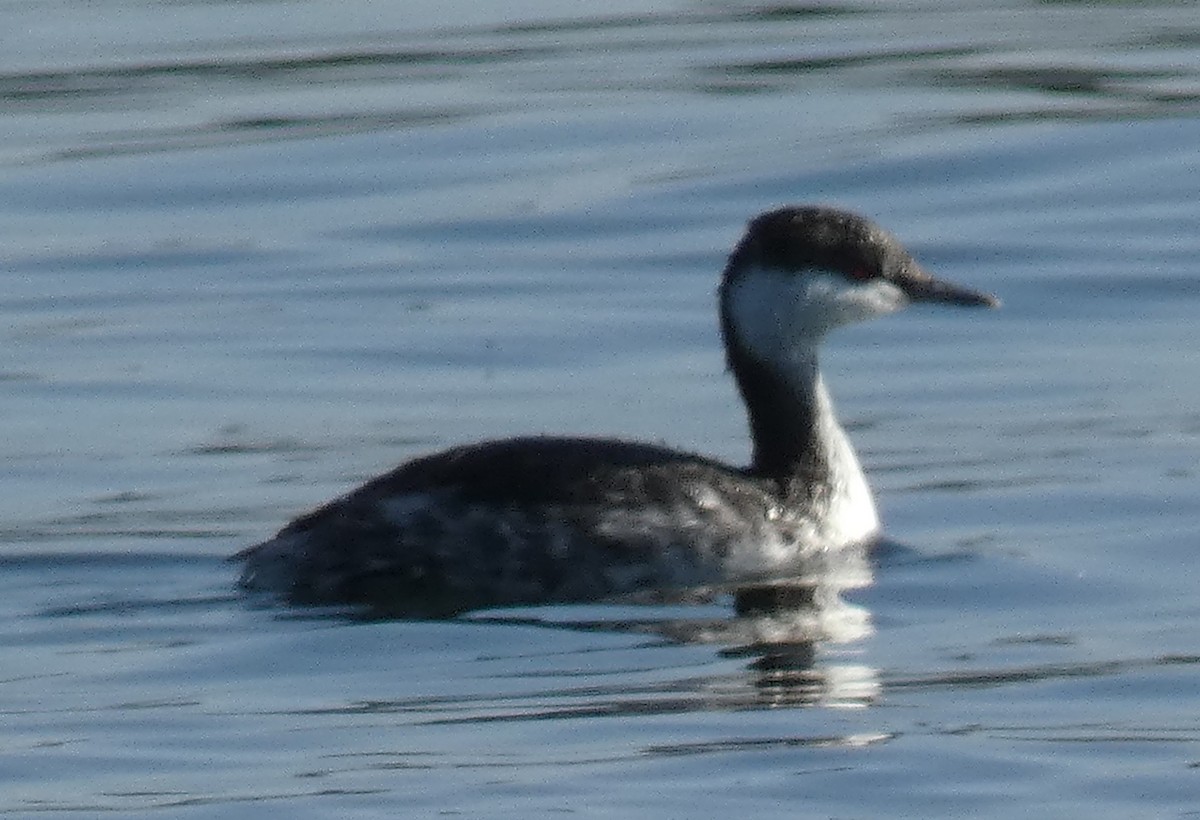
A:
[3,0,1200,816]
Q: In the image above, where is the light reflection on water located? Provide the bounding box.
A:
[3,0,1200,165]
[2,0,1200,817]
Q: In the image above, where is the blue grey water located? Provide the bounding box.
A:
[2,0,1199,816]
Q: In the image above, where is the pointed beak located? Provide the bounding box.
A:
[897,263,1000,308]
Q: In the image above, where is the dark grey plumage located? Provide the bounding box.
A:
[235,206,997,615]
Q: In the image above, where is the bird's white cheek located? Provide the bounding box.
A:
[725,268,810,362]
[726,269,909,365]
[836,279,907,323]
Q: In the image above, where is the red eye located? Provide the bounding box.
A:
[849,267,872,281]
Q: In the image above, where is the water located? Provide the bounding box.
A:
[3,0,1200,816]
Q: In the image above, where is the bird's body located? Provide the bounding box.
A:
[236,206,997,614]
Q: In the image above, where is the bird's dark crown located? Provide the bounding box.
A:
[723,205,914,285]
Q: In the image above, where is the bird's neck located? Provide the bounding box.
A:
[718,264,880,541]
[730,347,877,534]
[733,349,821,481]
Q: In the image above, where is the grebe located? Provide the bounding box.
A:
[236,206,998,615]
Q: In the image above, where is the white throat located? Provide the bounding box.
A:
[724,265,887,546]
[806,373,880,546]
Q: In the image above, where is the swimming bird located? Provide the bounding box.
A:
[236,206,998,615]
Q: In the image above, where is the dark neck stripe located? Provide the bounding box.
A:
[723,339,830,499]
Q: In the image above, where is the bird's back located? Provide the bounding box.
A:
[236,436,805,615]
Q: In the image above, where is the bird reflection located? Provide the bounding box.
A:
[461,537,880,710]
